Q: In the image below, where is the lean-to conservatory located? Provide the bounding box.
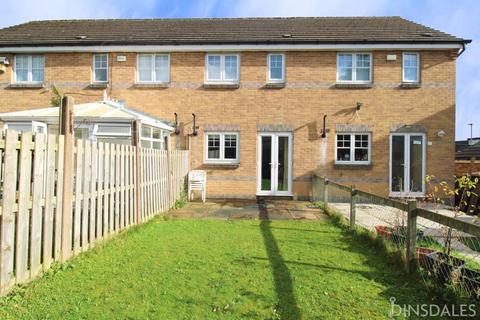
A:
[0,98,173,149]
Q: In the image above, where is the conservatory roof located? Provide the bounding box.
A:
[0,99,173,131]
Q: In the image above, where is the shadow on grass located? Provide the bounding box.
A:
[257,199,301,320]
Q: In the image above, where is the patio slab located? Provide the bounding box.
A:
[170,200,325,221]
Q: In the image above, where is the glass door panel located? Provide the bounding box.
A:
[260,136,272,191]
[409,135,424,193]
[277,136,289,191]
[391,135,405,193]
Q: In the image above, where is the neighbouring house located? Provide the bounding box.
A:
[0,96,174,149]
[0,17,470,199]
[455,138,480,176]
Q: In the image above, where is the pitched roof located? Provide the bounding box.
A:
[456,141,480,160]
[0,17,470,47]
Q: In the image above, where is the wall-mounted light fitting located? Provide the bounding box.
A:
[356,102,363,111]
[173,113,180,135]
[437,130,446,138]
[0,57,9,65]
[191,113,198,136]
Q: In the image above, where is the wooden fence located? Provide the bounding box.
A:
[0,130,189,295]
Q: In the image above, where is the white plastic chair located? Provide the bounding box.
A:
[188,170,207,203]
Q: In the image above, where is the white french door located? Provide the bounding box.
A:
[257,132,293,196]
[389,133,426,197]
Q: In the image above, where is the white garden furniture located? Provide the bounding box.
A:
[188,170,207,202]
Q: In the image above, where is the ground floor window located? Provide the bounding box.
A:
[335,133,371,165]
[205,132,239,164]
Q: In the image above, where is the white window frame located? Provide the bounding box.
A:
[92,54,109,83]
[402,52,420,83]
[13,55,45,84]
[389,133,426,197]
[93,123,131,137]
[136,54,170,84]
[204,132,239,164]
[205,54,240,84]
[140,124,166,150]
[267,53,285,83]
[336,52,372,84]
[335,132,371,165]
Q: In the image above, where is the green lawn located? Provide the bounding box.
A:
[0,217,439,319]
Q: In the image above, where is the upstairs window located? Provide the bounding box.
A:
[402,52,419,83]
[137,54,170,83]
[205,54,239,83]
[205,132,239,164]
[93,54,108,83]
[268,53,285,83]
[337,53,372,83]
[14,55,44,83]
[335,133,371,165]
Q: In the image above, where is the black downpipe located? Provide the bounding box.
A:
[321,114,327,138]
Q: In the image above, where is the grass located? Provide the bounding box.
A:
[0,217,453,319]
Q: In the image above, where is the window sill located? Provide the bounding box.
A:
[203,162,239,168]
[263,82,285,89]
[203,83,240,89]
[88,83,109,89]
[133,83,170,89]
[8,83,44,89]
[334,163,373,170]
[400,82,421,89]
[334,83,373,89]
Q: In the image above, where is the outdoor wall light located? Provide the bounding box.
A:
[173,113,180,135]
[356,102,363,111]
[437,130,446,138]
[192,113,198,136]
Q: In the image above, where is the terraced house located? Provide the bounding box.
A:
[0,17,470,199]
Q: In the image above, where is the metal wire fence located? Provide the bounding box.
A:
[312,175,480,301]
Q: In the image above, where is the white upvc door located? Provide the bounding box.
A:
[389,133,426,197]
[257,132,293,196]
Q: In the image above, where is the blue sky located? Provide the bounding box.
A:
[2,0,479,139]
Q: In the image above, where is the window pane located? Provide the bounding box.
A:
[338,54,353,81]
[409,136,424,192]
[155,55,169,82]
[356,68,370,81]
[224,56,238,80]
[138,55,153,82]
[141,140,151,148]
[207,56,221,80]
[207,134,220,159]
[354,148,368,161]
[269,54,283,80]
[97,125,131,135]
[15,56,29,82]
[224,134,237,159]
[404,68,418,82]
[355,54,370,81]
[152,141,162,149]
[141,125,152,138]
[152,128,161,139]
[95,69,107,82]
[337,149,350,161]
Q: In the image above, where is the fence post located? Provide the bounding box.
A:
[132,120,142,224]
[60,96,74,262]
[324,178,329,211]
[350,187,357,229]
[407,200,418,273]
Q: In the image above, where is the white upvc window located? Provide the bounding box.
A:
[205,54,240,83]
[93,54,108,83]
[402,52,420,83]
[205,132,239,164]
[335,133,371,165]
[137,54,170,83]
[337,53,372,83]
[14,55,45,83]
[140,124,166,150]
[267,53,285,83]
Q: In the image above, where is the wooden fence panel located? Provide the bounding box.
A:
[73,140,83,255]
[16,132,33,283]
[43,134,57,269]
[0,129,189,296]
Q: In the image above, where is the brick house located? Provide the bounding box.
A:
[0,17,470,199]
